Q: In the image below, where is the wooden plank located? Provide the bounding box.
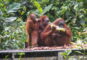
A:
[0,49,65,53]
[0,48,84,53]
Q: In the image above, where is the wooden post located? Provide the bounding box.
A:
[57,52,64,60]
[11,53,15,60]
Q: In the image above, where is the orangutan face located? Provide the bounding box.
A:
[58,20,65,28]
[43,17,50,26]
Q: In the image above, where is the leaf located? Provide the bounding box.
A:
[77,0,83,2]
[42,0,49,3]
[74,4,79,11]
[80,20,85,26]
[18,52,25,55]
[5,27,10,31]
[0,16,5,20]
[0,11,3,15]
[5,17,17,22]
[40,4,53,16]
[7,3,21,13]
[65,50,72,55]
[75,51,83,54]
[60,6,68,15]
[83,27,87,31]
[72,18,77,24]
[34,1,43,13]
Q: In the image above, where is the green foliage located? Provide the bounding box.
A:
[40,4,53,16]
[18,52,25,60]
[0,21,26,50]
[5,17,17,22]
[0,0,87,50]
[7,3,21,13]
[61,50,72,59]
[33,1,43,13]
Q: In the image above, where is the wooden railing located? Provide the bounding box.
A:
[0,49,87,60]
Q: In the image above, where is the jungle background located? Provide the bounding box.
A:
[0,0,87,50]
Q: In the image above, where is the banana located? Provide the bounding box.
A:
[50,24,65,32]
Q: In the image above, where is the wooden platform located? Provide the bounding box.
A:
[0,48,87,60]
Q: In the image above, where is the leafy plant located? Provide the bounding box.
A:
[7,3,21,13]
[61,50,72,60]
